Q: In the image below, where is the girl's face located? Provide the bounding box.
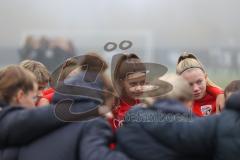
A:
[181,68,207,100]
[37,82,48,97]
[122,72,146,99]
[13,83,38,108]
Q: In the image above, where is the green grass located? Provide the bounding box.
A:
[167,68,239,89]
[208,70,239,89]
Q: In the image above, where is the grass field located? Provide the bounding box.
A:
[208,70,239,88]
[166,68,239,89]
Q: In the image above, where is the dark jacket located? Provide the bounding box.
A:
[116,99,214,160]
[0,106,128,160]
[0,104,65,147]
[213,92,240,160]
[0,72,129,160]
[117,92,240,160]
[134,93,240,160]
[12,118,128,160]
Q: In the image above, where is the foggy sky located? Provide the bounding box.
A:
[0,0,240,48]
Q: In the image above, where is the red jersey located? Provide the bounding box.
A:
[193,86,223,117]
[110,99,140,130]
[42,87,55,103]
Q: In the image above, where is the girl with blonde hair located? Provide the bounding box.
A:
[176,52,224,116]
